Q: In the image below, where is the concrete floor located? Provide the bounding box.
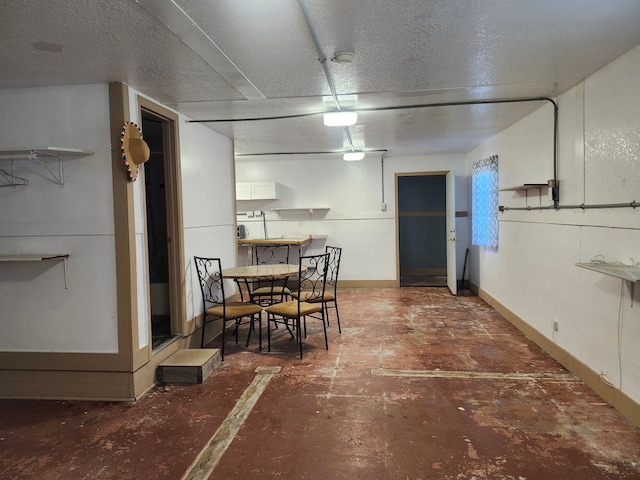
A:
[1,287,640,479]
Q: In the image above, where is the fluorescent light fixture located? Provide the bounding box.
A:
[323,110,358,127]
[343,151,365,161]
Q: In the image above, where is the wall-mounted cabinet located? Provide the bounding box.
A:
[236,182,278,200]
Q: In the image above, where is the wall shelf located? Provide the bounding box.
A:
[499,184,549,192]
[0,254,70,288]
[272,207,330,215]
[0,147,94,187]
[576,262,640,282]
[576,262,640,305]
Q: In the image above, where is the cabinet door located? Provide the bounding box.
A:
[252,182,278,200]
[236,183,252,200]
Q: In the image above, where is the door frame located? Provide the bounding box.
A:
[138,97,186,350]
[394,170,454,289]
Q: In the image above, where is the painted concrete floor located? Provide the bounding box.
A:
[1,288,640,479]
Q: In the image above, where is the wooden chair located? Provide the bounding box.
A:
[193,257,263,360]
[265,253,329,358]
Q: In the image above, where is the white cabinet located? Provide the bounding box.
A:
[236,183,253,200]
[236,182,278,200]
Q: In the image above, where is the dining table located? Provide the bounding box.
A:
[222,263,305,304]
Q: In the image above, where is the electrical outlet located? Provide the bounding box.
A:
[380,202,387,211]
[553,320,559,332]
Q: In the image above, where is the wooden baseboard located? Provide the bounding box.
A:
[479,287,640,429]
[0,369,136,401]
[338,280,397,288]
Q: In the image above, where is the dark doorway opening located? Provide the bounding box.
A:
[141,112,176,349]
[398,174,447,287]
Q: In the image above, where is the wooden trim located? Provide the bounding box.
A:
[338,280,397,288]
[479,287,640,429]
[138,97,186,345]
[0,351,132,372]
[0,370,136,401]
[109,82,136,365]
[396,171,449,177]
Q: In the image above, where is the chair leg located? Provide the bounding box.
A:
[297,317,303,358]
[267,313,272,352]
[201,319,206,348]
[321,310,329,350]
[245,315,253,347]
[334,301,341,333]
[258,312,262,351]
[221,320,226,361]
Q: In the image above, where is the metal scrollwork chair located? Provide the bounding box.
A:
[249,244,292,306]
[265,253,329,358]
[291,245,342,332]
[194,257,263,360]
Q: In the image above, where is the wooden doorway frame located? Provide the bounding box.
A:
[138,97,186,351]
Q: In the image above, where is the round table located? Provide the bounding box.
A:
[223,264,305,305]
[222,264,301,280]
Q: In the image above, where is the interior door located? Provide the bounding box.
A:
[446,171,458,295]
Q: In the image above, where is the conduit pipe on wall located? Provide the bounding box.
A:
[500,201,639,212]
[381,152,386,210]
[191,97,560,206]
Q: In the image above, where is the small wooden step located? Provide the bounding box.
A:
[157,349,221,384]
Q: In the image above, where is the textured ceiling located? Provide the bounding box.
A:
[2,0,640,158]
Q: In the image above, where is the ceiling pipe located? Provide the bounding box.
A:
[297,0,340,110]
[296,0,358,154]
[192,97,558,206]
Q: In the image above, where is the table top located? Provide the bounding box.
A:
[237,237,311,247]
[222,264,303,280]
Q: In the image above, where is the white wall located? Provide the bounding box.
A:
[0,84,238,354]
[179,117,237,326]
[0,84,118,353]
[235,152,469,281]
[466,45,640,403]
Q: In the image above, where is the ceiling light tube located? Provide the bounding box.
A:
[343,151,365,161]
[323,110,357,127]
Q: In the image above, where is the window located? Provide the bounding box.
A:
[472,155,499,249]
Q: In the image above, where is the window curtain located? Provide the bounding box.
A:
[472,155,499,249]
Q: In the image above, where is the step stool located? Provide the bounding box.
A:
[157,349,221,384]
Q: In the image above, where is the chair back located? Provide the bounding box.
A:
[325,246,342,293]
[297,253,330,303]
[255,245,290,265]
[253,245,291,292]
[193,257,225,311]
